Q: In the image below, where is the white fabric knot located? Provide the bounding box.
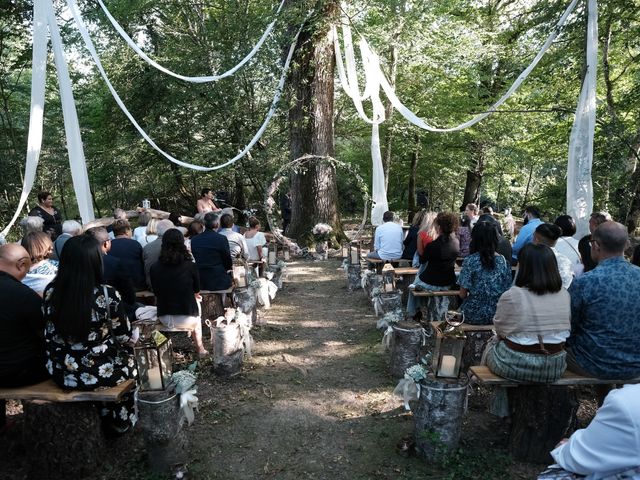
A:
[392,375,421,411]
[179,389,199,426]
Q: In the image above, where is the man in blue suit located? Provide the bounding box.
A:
[512,205,543,264]
[190,213,233,291]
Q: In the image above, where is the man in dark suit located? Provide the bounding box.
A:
[190,213,232,291]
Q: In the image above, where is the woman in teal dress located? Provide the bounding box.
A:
[458,221,512,325]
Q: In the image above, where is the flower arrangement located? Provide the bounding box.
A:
[405,364,428,383]
[312,223,333,242]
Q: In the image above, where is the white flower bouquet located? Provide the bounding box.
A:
[312,223,333,242]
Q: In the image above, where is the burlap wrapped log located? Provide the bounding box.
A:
[208,321,244,376]
[234,286,258,327]
[377,291,402,316]
[346,265,362,292]
[138,388,187,474]
[414,375,469,462]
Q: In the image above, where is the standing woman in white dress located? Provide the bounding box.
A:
[554,215,583,276]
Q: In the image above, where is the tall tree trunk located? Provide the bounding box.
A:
[407,134,419,222]
[287,1,342,245]
[460,142,485,210]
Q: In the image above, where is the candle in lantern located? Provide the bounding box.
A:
[384,282,394,293]
[351,248,359,265]
[236,275,246,288]
[147,368,163,389]
[284,249,290,261]
[438,355,457,377]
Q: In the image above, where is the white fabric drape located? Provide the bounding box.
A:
[45,0,94,223]
[567,0,598,239]
[1,0,48,237]
[66,0,304,172]
[96,0,285,83]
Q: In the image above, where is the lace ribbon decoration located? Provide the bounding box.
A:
[393,375,421,411]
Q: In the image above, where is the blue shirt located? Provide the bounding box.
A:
[458,253,512,325]
[567,257,640,379]
[512,217,543,261]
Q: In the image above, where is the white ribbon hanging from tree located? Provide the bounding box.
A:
[1,0,48,237]
[567,0,598,239]
[45,0,94,224]
[96,0,285,83]
[66,0,306,172]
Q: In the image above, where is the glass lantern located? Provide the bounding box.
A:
[349,242,361,265]
[431,323,466,379]
[381,263,396,292]
[341,242,349,259]
[134,330,173,391]
[283,244,291,261]
[232,260,250,288]
[267,241,278,266]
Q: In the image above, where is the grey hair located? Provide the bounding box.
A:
[156,219,175,237]
[62,220,82,235]
[113,208,127,220]
[20,216,44,234]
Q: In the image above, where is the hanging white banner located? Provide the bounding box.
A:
[96,0,285,83]
[66,0,306,172]
[1,0,48,237]
[45,0,95,223]
[567,0,598,239]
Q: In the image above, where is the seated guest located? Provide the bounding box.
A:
[219,213,249,260]
[20,215,44,237]
[512,205,543,263]
[457,215,472,258]
[464,203,480,229]
[407,212,460,320]
[20,231,58,296]
[168,212,188,235]
[476,212,512,263]
[415,211,438,270]
[244,216,267,262]
[190,212,232,291]
[458,221,512,325]
[554,215,582,275]
[0,244,49,430]
[185,220,204,253]
[567,221,640,380]
[142,219,175,290]
[132,211,152,246]
[546,384,640,478]
[485,243,570,383]
[534,223,574,289]
[150,230,208,356]
[52,219,82,260]
[43,235,137,434]
[108,219,146,291]
[85,227,136,319]
[367,211,404,261]
[108,208,128,239]
[144,218,159,245]
[402,210,425,261]
[577,211,611,273]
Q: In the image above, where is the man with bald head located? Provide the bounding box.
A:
[0,244,49,429]
[567,221,640,380]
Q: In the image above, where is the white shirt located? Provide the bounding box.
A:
[133,226,149,246]
[551,384,640,479]
[244,231,267,261]
[553,247,574,289]
[373,221,404,260]
[219,228,250,260]
[555,236,584,276]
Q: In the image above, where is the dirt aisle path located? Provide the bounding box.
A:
[189,259,431,480]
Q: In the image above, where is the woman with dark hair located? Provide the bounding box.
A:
[21,231,58,296]
[554,214,583,275]
[29,191,62,239]
[407,212,460,320]
[43,235,137,433]
[457,215,472,258]
[534,223,574,288]
[150,229,208,356]
[196,188,221,214]
[185,220,204,252]
[244,216,267,262]
[484,243,570,383]
[458,222,512,325]
[402,210,425,261]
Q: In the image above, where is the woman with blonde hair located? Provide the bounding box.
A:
[20,231,58,296]
[144,218,159,245]
[133,211,152,246]
[402,210,425,262]
[413,211,438,271]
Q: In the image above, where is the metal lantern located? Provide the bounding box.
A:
[267,241,278,265]
[341,242,349,259]
[232,260,250,288]
[134,330,173,391]
[349,242,361,265]
[431,322,466,379]
[283,243,291,261]
[381,263,396,293]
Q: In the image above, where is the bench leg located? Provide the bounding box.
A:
[23,400,106,479]
[508,385,578,463]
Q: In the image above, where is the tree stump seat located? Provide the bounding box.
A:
[1,379,135,479]
[469,366,640,463]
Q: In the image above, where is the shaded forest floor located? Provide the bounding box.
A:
[2,259,597,479]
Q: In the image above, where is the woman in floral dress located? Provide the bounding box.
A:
[458,221,512,325]
[43,235,137,433]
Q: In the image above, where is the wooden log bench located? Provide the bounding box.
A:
[412,289,461,320]
[469,365,640,463]
[428,322,494,372]
[364,257,405,273]
[393,267,418,306]
[1,379,135,479]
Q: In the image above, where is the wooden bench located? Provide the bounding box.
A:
[394,267,419,304]
[469,365,640,463]
[364,257,409,273]
[201,288,235,321]
[1,379,136,478]
[393,267,418,276]
[135,289,156,306]
[412,289,461,297]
